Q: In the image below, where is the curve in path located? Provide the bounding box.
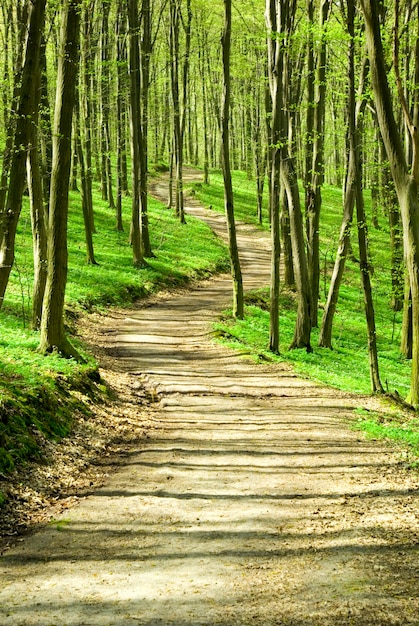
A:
[0,171,418,625]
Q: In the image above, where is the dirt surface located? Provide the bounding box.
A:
[0,170,418,625]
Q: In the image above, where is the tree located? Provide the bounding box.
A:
[265,0,284,352]
[0,0,46,308]
[39,0,83,360]
[221,0,243,320]
[305,0,332,328]
[127,0,145,268]
[361,0,419,405]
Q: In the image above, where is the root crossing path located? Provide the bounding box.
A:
[1,171,418,625]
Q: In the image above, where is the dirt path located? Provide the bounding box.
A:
[0,171,418,625]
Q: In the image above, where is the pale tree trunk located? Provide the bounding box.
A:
[306,0,331,328]
[221,0,243,320]
[115,2,126,232]
[197,20,209,185]
[319,26,368,349]
[75,95,98,265]
[265,0,284,352]
[39,35,53,210]
[0,2,28,218]
[27,55,47,330]
[169,0,184,222]
[353,105,383,393]
[39,0,83,360]
[281,0,312,351]
[0,0,46,309]
[361,0,419,405]
[100,0,115,209]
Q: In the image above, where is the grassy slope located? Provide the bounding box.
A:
[193,169,419,467]
[0,182,229,479]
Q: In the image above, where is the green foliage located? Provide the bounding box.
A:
[0,181,229,479]
[353,408,419,468]
[194,170,417,462]
[192,169,270,228]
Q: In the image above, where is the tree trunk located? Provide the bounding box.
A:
[306,0,331,328]
[27,58,47,331]
[170,0,185,223]
[221,0,243,320]
[75,95,98,265]
[319,24,368,349]
[0,0,46,308]
[115,2,127,232]
[127,0,144,268]
[81,1,96,235]
[265,0,284,352]
[139,0,153,257]
[39,0,83,360]
[100,0,115,209]
[361,0,419,405]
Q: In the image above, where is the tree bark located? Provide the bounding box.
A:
[39,0,83,360]
[306,0,332,328]
[0,0,46,309]
[319,24,368,349]
[127,0,144,268]
[221,0,244,320]
[361,0,419,405]
[265,0,284,352]
[139,0,153,257]
[27,57,48,331]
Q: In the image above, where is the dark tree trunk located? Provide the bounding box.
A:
[127,0,144,268]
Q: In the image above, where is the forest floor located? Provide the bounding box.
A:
[0,169,418,625]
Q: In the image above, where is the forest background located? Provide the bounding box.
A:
[0,0,419,499]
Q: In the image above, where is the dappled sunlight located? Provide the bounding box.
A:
[1,170,418,626]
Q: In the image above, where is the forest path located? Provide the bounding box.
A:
[0,169,418,625]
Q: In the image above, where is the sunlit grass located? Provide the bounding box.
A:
[193,169,417,464]
[0,179,229,478]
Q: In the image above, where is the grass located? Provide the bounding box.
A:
[193,168,418,465]
[0,176,229,485]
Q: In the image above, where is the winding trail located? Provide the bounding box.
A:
[0,171,418,625]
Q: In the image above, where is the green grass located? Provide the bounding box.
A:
[353,408,419,468]
[0,178,229,486]
[193,169,417,464]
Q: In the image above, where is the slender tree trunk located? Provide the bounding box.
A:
[361,0,419,405]
[127,0,144,268]
[0,3,28,218]
[0,0,46,309]
[281,0,312,351]
[169,0,185,223]
[39,0,83,360]
[306,0,331,328]
[221,0,243,320]
[39,35,52,210]
[75,95,98,265]
[319,33,368,349]
[139,0,153,257]
[265,0,284,352]
[81,1,96,234]
[115,3,127,232]
[354,112,383,393]
[27,57,47,330]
